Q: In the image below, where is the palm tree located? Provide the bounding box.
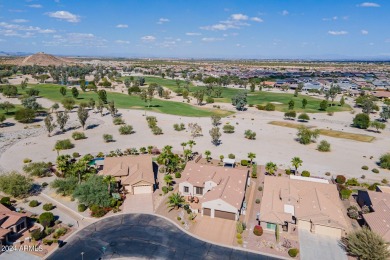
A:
[205,150,211,162]
[147,146,153,154]
[291,157,303,174]
[187,140,196,149]
[139,147,147,154]
[103,175,117,194]
[247,152,256,165]
[265,162,277,175]
[184,149,192,162]
[181,142,187,151]
[166,193,185,211]
[164,174,173,187]
[162,145,173,154]
[220,155,224,162]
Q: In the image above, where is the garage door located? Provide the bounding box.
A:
[203,208,211,216]
[298,220,311,231]
[133,185,151,194]
[315,225,342,239]
[214,210,236,220]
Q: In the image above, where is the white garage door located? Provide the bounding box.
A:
[315,225,342,238]
[133,185,151,194]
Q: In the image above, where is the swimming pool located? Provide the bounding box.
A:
[88,157,104,166]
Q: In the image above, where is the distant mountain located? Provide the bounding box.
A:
[0,51,34,57]
[1,52,75,66]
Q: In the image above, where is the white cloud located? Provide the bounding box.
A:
[357,2,380,7]
[202,37,224,42]
[115,40,130,44]
[231,14,248,21]
[39,29,56,34]
[361,30,369,35]
[43,33,107,47]
[251,17,263,22]
[157,18,169,24]
[141,35,156,42]
[281,10,289,16]
[12,19,29,23]
[46,11,80,23]
[27,4,42,8]
[328,30,348,35]
[186,32,201,36]
[116,24,128,28]
[0,22,56,37]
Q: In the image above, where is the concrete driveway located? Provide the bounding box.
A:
[299,230,347,260]
[48,214,280,260]
[193,216,236,245]
[123,194,153,213]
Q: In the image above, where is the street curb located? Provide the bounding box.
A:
[43,212,289,260]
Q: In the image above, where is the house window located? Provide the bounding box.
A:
[266,223,276,230]
[195,187,203,195]
[184,186,189,193]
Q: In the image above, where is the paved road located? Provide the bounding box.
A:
[48,214,282,260]
[299,230,347,260]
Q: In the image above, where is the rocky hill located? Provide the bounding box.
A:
[1,52,75,66]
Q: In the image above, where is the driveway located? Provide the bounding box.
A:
[123,194,154,214]
[299,230,347,260]
[48,214,281,260]
[193,216,236,245]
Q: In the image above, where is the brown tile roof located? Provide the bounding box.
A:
[362,190,390,242]
[260,176,348,230]
[371,91,390,98]
[0,203,28,229]
[101,155,155,186]
[181,162,248,209]
[0,228,10,238]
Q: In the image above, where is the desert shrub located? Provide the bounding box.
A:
[152,126,163,135]
[0,197,11,206]
[72,152,80,158]
[78,204,87,212]
[255,199,261,204]
[251,164,257,178]
[347,206,359,219]
[346,178,360,186]
[53,227,67,239]
[223,124,235,133]
[175,172,181,178]
[241,160,248,166]
[55,139,74,150]
[244,129,256,140]
[336,175,346,184]
[39,212,55,227]
[228,153,235,159]
[23,162,52,177]
[256,105,265,110]
[173,123,185,131]
[284,110,297,119]
[361,165,369,170]
[43,203,54,211]
[382,179,389,184]
[236,233,242,239]
[162,186,168,194]
[29,200,39,207]
[258,186,263,191]
[206,96,214,103]
[183,204,189,210]
[119,124,134,135]
[264,103,275,111]
[325,172,331,176]
[91,206,107,218]
[168,186,174,191]
[284,169,291,175]
[43,239,54,245]
[301,170,310,177]
[177,217,181,221]
[103,134,114,143]
[340,188,352,200]
[379,153,390,170]
[288,248,299,258]
[72,131,86,140]
[317,140,331,152]
[253,225,263,236]
[236,221,245,234]
[237,239,243,245]
[368,183,380,191]
[361,205,370,214]
[353,113,370,129]
[372,168,379,174]
[23,158,32,163]
[298,113,310,121]
[113,117,125,125]
[31,229,43,241]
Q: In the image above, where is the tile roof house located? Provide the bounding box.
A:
[100,155,156,195]
[357,188,390,242]
[0,204,29,246]
[178,162,249,221]
[260,176,348,238]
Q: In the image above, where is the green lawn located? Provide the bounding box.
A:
[25,84,233,117]
[0,104,23,118]
[132,76,351,113]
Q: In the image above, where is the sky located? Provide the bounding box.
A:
[0,0,389,59]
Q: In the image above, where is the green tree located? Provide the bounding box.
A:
[231,92,247,111]
[61,97,75,111]
[180,142,187,151]
[340,96,345,106]
[0,114,5,125]
[187,140,196,149]
[302,98,308,109]
[23,162,51,177]
[14,108,36,123]
[164,174,173,187]
[50,103,59,113]
[284,111,297,120]
[353,113,370,129]
[21,97,41,111]
[77,106,89,130]
[370,121,386,133]
[56,155,71,177]
[265,162,277,175]
[209,127,221,145]
[297,125,320,144]
[211,115,221,126]
[39,212,55,228]
[0,172,33,198]
[44,114,56,137]
[247,152,256,164]
[56,111,69,132]
[380,106,390,121]
[97,89,108,104]
[51,176,78,196]
[288,100,295,110]
[379,153,390,170]
[319,100,328,111]
[73,175,111,207]
[0,101,15,114]
[291,157,303,174]
[59,86,67,96]
[343,227,390,260]
[166,192,185,211]
[2,85,18,97]
[54,139,74,156]
[71,87,79,99]
[205,150,211,161]
[298,113,310,122]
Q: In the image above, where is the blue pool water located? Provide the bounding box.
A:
[88,157,104,166]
